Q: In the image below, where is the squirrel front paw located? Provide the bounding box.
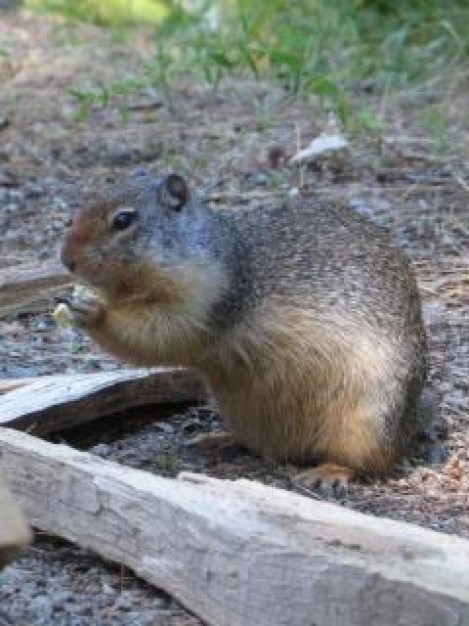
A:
[54,290,105,329]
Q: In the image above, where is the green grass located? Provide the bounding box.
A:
[25,0,169,25]
[29,0,469,125]
[167,0,469,91]
[422,105,450,151]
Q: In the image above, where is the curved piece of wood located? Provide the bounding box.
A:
[0,368,206,435]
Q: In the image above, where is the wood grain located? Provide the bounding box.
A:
[0,260,71,318]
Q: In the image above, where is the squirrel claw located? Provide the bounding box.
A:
[59,294,105,328]
[293,463,354,499]
[54,295,73,306]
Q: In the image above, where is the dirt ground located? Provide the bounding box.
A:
[0,8,468,626]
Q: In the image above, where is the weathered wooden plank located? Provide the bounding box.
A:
[0,368,205,435]
[0,469,31,569]
[0,378,40,395]
[0,260,71,318]
[0,377,54,395]
[0,428,468,626]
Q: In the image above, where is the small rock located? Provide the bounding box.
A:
[180,418,201,435]
[0,169,17,188]
[348,198,376,219]
[154,421,175,435]
[243,171,268,189]
[422,300,445,326]
[115,592,132,611]
[101,581,114,595]
[52,220,65,231]
[51,591,74,608]
[0,610,13,626]
[89,443,111,457]
[29,595,53,620]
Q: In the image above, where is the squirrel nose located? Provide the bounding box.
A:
[60,245,76,273]
[62,256,76,273]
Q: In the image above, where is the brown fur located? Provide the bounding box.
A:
[82,297,403,473]
[202,300,406,473]
[60,174,427,479]
[83,262,228,366]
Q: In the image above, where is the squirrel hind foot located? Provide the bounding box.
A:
[292,463,355,499]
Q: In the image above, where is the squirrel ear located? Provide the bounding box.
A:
[159,174,188,211]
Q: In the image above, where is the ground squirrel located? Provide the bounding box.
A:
[60,171,427,491]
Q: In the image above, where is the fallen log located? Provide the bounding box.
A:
[0,468,31,569]
[0,368,205,435]
[0,428,467,626]
[0,260,71,318]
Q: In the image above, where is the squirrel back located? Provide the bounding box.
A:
[231,196,423,332]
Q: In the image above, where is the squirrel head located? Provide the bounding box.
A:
[60,173,219,303]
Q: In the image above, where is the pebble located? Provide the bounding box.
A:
[29,596,53,621]
[115,593,133,611]
[51,591,74,608]
[89,443,111,457]
[155,421,175,434]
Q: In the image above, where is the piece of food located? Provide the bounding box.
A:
[53,302,74,327]
[53,285,97,327]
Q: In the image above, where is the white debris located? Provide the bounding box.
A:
[290,132,349,165]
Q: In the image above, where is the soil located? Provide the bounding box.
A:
[0,8,468,626]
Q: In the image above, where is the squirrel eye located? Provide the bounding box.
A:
[112,210,137,231]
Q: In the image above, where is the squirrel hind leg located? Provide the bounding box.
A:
[294,402,397,497]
